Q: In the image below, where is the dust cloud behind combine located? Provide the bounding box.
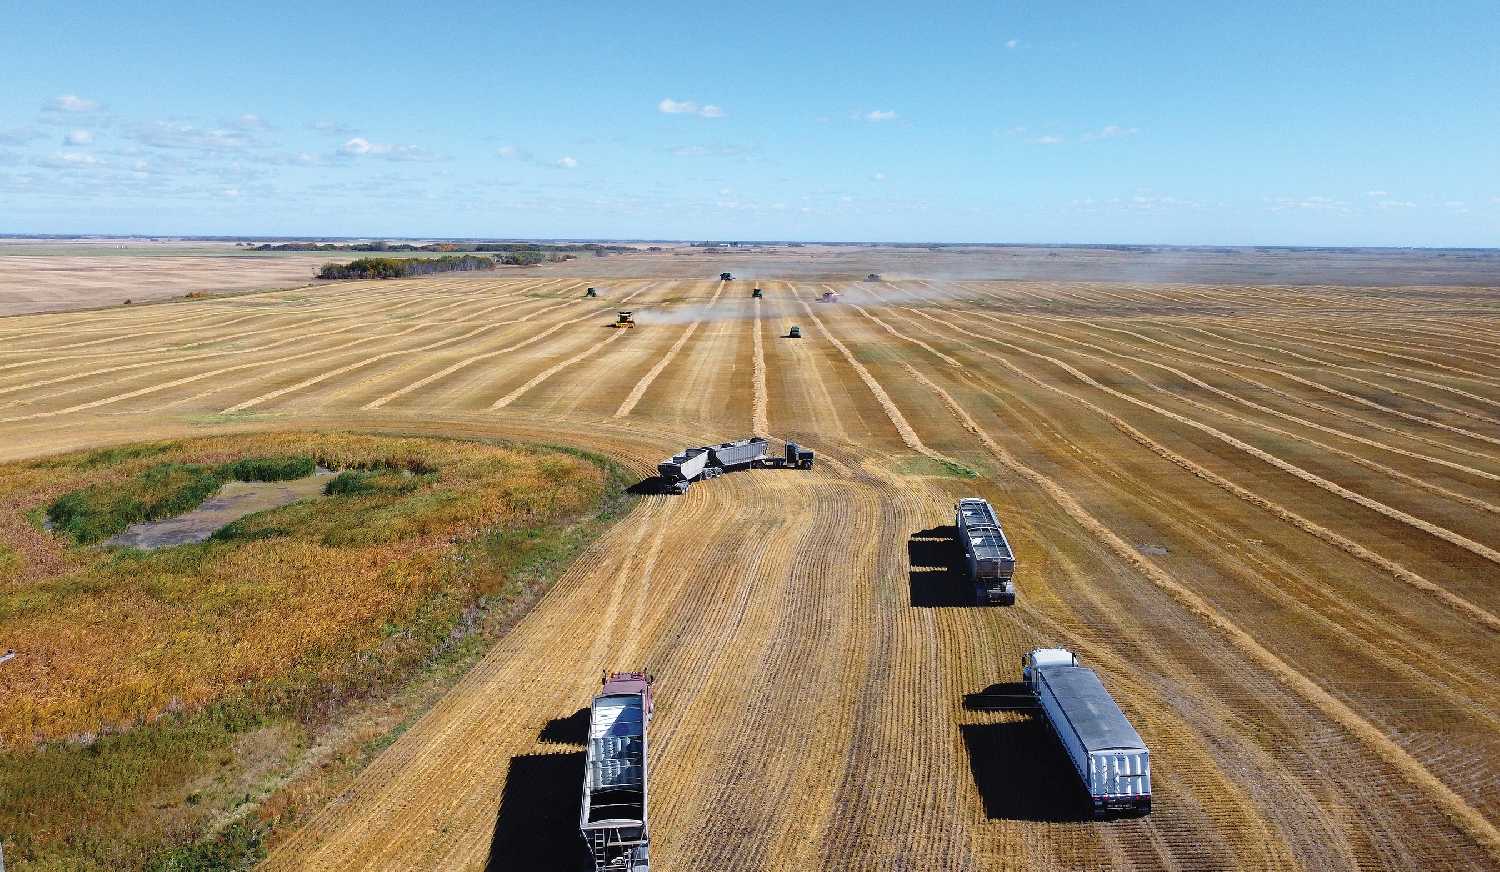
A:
[2,250,1499,871]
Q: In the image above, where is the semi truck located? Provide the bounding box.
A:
[1022,649,1152,817]
[955,497,1016,605]
[657,438,813,494]
[580,671,654,872]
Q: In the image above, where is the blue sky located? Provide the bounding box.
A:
[1,0,1496,245]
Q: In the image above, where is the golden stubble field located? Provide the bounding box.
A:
[2,270,1498,871]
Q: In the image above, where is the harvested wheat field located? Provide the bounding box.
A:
[3,270,1500,872]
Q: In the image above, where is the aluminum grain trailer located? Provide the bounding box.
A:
[657,448,709,494]
[955,497,1016,605]
[706,437,769,470]
[1022,649,1151,817]
[581,672,654,871]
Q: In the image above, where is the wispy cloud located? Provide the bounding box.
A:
[1031,134,1064,145]
[128,121,252,152]
[45,94,101,113]
[231,114,270,130]
[0,126,44,145]
[658,98,726,118]
[862,109,898,122]
[63,130,94,146]
[309,119,355,136]
[1267,195,1352,214]
[1364,190,1390,197]
[339,137,441,161]
[1375,198,1416,209]
[556,156,578,169]
[497,144,525,159]
[1005,39,1020,49]
[871,171,887,181]
[1081,124,1138,141]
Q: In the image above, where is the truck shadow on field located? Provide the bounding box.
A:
[908,526,973,608]
[538,707,590,745]
[961,718,1093,823]
[487,751,589,871]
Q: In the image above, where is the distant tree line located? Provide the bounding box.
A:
[317,255,498,280]
[258,240,631,255]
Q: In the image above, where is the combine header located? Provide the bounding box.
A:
[657,437,814,494]
[956,497,1016,605]
[581,671,654,871]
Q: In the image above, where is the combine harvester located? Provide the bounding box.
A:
[955,497,1016,605]
[818,289,841,303]
[720,272,734,281]
[657,437,814,494]
[612,311,635,328]
[1022,648,1152,817]
[580,671,654,872]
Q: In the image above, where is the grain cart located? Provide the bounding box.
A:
[752,287,763,298]
[1022,649,1151,817]
[613,311,635,328]
[955,497,1016,605]
[580,671,654,871]
[586,287,598,297]
[720,272,734,281]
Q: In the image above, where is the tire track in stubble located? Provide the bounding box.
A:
[361,303,614,411]
[975,314,1500,519]
[949,309,1500,573]
[488,285,653,410]
[905,307,1500,638]
[893,361,1500,863]
[613,280,726,418]
[1047,317,1500,483]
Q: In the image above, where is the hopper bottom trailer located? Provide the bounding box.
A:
[657,437,813,494]
[955,497,1016,605]
[1023,648,1151,817]
[581,672,654,871]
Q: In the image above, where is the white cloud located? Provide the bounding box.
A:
[232,114,269,130]
[1364,190,1389,197]
[497,145,520,158]
[1267,195,1351,214]
[556,156,578,168]
[863,109,898,122]
[1005,39,1020,49]
[63,130,94,146]
[339,137,440,161]
[130,121,251,152]
[871,172,887,181]
[46,94,101,113]
[1376,199,1416,209]
[1031,134,1065,145]
[1443,200,1466,208]
[223,187,241,198]
[659,98,725,118]
[1082,124,1138,141]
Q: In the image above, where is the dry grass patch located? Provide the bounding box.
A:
[0,432,625,870]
